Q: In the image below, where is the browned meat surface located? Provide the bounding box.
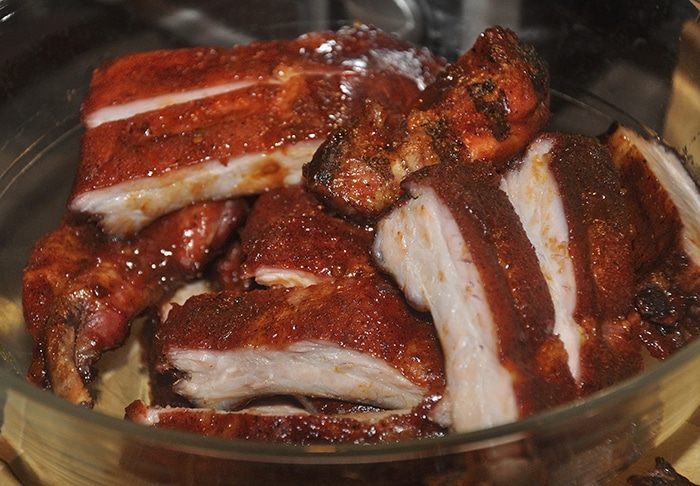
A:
[239,185,375,288]
[81,25,444,128]
[125,399,445,445]
[373,161,576,432]
[70,24,445,235]
[605,125,700,358]
[153,275,445,411]
[22,199,247,406]
[502,133,643,394]
[303,26,551,220]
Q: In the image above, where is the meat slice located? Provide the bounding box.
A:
[604,125,700,358]
[239,185,375,288]
[154,275,445,411]
[125,399,445,445]
[22,199,247,406]
[81,24,444,128]
[372,161,576,432]
[500,133,643,392]
[304,26,551,220]
[70,24,445,235]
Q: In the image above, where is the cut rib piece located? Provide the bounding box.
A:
[154,275,445,410]
[81,24,445,128]
[239,185,375,288]
[605,125,700,358]
[22,199,247,406]
[125,399,445,444]
[373,161,576,432]
[71,25,445,235]
[304,26,551,220]
[502,132,642,393]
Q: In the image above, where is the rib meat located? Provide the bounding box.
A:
[239,185,375,288]
[604,125,700,358]
[373,161,576,432]
[70,24,445,235]
[22,199,247,405]
[304,26,551,220]
[500,133,643,392]
[154,275,445,411]
[125,399,445,444]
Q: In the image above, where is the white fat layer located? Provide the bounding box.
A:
[84,80,258,128]
[139,402,311,426]
[70,141,318,235]
[84,67,368,128]
[373,187,518,433]
[253,268,325,288]
[169,341,425,410]
[621,126,700,264]
[138,403,415,427]
[500,137,583,381]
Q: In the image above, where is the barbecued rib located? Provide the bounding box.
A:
[81,24,444,128]
[125,399,445,444]
[502,133,642,393]
[304,26,551,220]
[154,275,445,411]
[239,185,375,288]
[23,199,246,406]
[71,25,445,235]
[373,161,576,432]
[605,125,700,358]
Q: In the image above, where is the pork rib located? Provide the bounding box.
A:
[125,399,445,445]
[501,133,643,392]
[154,275,445,411]
[23,199,247,405]
[239,185,375,288]
[373,161,576,432]
[70,24,445,235]
[605,125,700,358]
[304,26,551,220]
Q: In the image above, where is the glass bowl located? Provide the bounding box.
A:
[1,1,699,484]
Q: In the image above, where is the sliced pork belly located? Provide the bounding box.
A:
[501,133,642,393]
[604,125,700,358]
[154,275,445,410]
[304,26,551,220]
[81,24,445,128]
[239,185,375,288]
[373,161,576,433]
[71,25,445,235]
[22,199,247,405]
[125,399,445,444]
